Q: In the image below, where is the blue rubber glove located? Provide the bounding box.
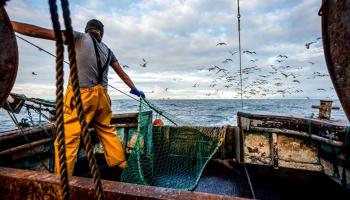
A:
[130,88,145,98]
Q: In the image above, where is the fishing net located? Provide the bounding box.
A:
[121,98,224,190]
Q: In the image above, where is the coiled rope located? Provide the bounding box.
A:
[48,0,104,199]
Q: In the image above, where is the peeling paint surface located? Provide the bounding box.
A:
[244,133,271,165]
[277,135,319,164]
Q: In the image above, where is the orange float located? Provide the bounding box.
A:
[153,118,164,126]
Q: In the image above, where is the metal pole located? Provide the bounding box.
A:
[237,0,243,109]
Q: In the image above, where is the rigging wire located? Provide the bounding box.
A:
[4,102,51,172]
[237,0,244,109]
[15,34,70,65]
[243,163,256,199]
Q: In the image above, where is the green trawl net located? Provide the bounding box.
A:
[121,98,224,190]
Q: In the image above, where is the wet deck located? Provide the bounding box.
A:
[196,160,350,199]
[73,156,350,199]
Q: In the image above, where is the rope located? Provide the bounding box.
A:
[48,0,69,199]
[59,0,104,199]
[236,0,243,109]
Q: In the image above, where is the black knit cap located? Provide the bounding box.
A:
[85,19,104,37]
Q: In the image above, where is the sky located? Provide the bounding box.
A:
[4,0,337,100]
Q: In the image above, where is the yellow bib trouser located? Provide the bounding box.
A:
[54,84,126,176]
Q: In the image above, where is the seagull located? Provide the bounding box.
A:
[277,54,288,59]
[250,59,258,62]
[308,61,315,65]
[229,51,237,55]
[293,79,300,83]
[216,42,227,46]
[122,65,129,68]
[140,58,147,67]
[243,50,256,54]
[165,88,169,92]
[192,83,199,87]
[281,72,289,78]
[32,72,37,75]
[222,58,233,63]
[305,41,316,49]
[208,67,216,71]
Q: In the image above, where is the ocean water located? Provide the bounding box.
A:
[0,99,348,133]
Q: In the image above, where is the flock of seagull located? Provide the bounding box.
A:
[190,37,332,99]
[29,36,332,99]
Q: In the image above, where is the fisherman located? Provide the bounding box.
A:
[11,19,145,176]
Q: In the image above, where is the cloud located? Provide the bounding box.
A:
[5,0,335,100]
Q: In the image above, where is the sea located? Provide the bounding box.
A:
[0,99,349,133]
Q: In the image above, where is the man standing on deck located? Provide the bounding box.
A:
[11,19,145,176]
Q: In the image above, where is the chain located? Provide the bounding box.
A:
[26,106,34,125]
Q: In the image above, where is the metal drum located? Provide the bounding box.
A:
[0,6,18,107]
[321,0,350,121]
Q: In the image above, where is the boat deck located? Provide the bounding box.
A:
[73,156,350,199]
[196,160,350,199]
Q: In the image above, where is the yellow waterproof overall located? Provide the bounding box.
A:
[54,84,126,176]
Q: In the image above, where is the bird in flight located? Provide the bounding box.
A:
[192,83,199,87]
[140,58,147,67]
[305,41,316,49]
[243,50,256,54]
[250,59,258,62]
[165,88,169,92]
[222,58,233,63]
[122,65,129,68]
[32,72,37,75]
[229,51,237,55]
[277,54,288,59]
[308,61,315,65]
[216,42,227,46]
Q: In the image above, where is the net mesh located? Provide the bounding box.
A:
[121,98,224,190]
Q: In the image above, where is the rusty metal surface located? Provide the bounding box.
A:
[0,167,244,200]
[244,132,272,166]
[0,7,18,107]
[320,158,350,188]
[237,112,347,142]
[321,0,350,121]
[319,100,333,119]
